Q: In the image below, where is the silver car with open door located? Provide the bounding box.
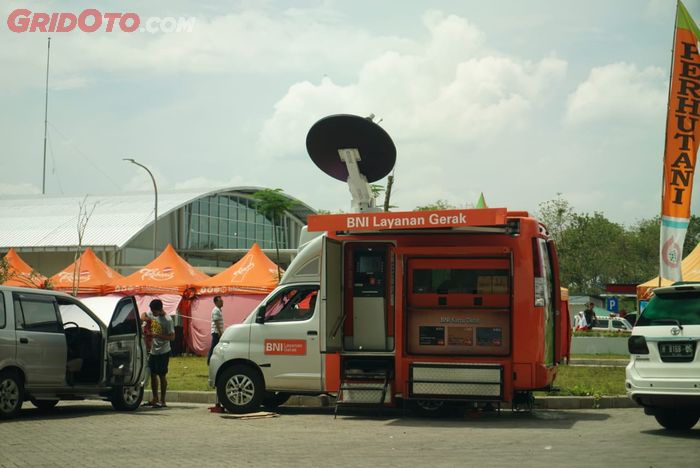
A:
[0,286,147,419]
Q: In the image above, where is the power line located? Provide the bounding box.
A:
[47,122,121,191]
[46,128,64,194]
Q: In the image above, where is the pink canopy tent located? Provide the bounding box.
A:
[189,243,282,355]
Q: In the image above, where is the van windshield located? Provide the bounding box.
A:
[637,291,700,326]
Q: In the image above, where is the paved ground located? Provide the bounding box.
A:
[1,402,699,467]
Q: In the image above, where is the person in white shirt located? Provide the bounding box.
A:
[208,296,224,364]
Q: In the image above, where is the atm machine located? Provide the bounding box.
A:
[350,246,387,351]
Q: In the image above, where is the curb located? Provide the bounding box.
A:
[568,359,628,367]
[167,391,637,410]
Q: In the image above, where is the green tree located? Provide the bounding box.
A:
[623,214,700,282]
[0,256,9,284]
[251,188,298,281]
[414,199,457,211]
[536,193,574,247]
[557,212,629,295]
[626,216,660,281]
[684,215,700,257]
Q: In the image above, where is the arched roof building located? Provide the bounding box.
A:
[0,187,315,276]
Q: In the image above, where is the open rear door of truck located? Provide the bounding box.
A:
[548,240,571,363]
[320,237,343,353]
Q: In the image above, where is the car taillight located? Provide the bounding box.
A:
[628,335,649,354]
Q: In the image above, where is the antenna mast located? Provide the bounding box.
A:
[42,37,51,195]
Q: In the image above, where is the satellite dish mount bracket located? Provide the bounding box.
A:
[338,148,379,213]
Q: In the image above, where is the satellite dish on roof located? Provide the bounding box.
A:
[306,114,396,213]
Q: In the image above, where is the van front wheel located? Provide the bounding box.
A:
[217,365,263,414]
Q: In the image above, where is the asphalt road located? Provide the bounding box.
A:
[1,402,699,467]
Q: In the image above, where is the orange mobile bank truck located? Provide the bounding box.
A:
[209,115,571,414]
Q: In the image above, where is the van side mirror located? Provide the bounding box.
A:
[255,307,265,324]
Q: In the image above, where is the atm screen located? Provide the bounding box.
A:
[356,254,383,273]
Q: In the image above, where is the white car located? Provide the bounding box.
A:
[591,316,633,333]
[626,284,700,430]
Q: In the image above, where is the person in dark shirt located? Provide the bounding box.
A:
[583,302,596,330]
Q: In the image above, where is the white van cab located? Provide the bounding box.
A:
[208,236,322,413]
[0,286,147,419]
[626,283,700,430]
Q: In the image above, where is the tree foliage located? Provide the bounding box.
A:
[0,256,9,285]
[537,193,574,246]
[251,188,298,280]
[414,199,457,211]
[537,195,700,295]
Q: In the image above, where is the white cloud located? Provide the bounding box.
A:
[0,2,680,224]
[256,11,568,212]
[0,182,41,195]
[564,62,666,125]
[0,4,416,94]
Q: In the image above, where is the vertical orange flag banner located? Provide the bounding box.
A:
[661,1,700,281]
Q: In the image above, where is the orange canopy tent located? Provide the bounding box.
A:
[189,243,283,355]
[195,242,281,295]
[637,243,700,300]
[107,244,208,295]
[50,247,124,295]
[106,244,209,354]
[2,248,48,288]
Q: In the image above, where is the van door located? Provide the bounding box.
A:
[106,297,145,386]
[321,238,342,352]
[249,285,322,391]
[547,240,570,363]
[13,292,67,387]
[536,239,556,366]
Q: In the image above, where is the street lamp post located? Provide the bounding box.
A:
[123,158,158,260]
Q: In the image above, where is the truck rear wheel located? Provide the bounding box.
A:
[654,408,700,431]
[217,365,263,414]
[411,399,451,417]
[263,391,290,410]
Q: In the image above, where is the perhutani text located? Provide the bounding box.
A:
[670,40,700,205]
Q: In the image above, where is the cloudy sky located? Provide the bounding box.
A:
[0,0,697,225]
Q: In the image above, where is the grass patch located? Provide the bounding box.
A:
[546,365,626,397]
[165,356,628,396]
[167,355,210,391]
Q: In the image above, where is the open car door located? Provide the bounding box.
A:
[106,296,146,386]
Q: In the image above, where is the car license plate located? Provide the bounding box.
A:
[659,342,695,358]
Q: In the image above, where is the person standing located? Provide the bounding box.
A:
[208,296,224,365]
[141,299,175,408]
[575,311,588,331]
[583,302,596,330]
